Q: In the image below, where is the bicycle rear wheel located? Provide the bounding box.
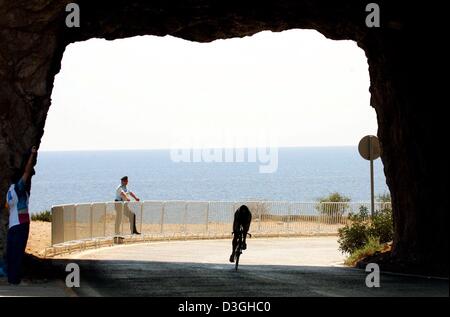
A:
[234,231,243,271]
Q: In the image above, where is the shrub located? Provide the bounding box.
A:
[338,205,393,255]
[370,206,393,244]
[317,192,351,204]
[337,206,370,254]
[315,192,351,220]
[31,210,52,222]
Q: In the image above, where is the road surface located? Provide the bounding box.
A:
[56,237,448,297]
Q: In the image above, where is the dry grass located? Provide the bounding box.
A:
[344,240,392,266]
[26,221,52,257]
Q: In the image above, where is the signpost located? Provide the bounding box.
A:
[358,135,381,217]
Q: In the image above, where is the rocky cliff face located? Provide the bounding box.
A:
[0,0,446,274]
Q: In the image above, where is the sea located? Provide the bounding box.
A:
[29,147,389,214]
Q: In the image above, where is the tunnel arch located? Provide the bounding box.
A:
[0,0,446,275]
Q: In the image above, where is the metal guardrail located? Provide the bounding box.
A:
[51,201,391,246]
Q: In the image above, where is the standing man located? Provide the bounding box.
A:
[5,146,37,284]
[114,176,140,235]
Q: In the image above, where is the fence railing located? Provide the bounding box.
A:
[51,201,391,245]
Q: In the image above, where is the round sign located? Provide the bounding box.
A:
[358,135,381,160]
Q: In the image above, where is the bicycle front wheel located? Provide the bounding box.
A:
[235,251,240,271]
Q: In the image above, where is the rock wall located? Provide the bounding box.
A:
[0,0,446,274]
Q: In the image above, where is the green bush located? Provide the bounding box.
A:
[317,192,351,204]
[315,192,351,218]
[31,210,52,222]
[370,206,393,244]
[338,205,393,255]
[337,206,370,254]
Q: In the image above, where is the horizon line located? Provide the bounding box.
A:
[38,144,359,152]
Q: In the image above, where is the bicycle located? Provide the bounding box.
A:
[233,226,251,271]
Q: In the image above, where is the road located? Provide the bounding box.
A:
[56,237,448,297]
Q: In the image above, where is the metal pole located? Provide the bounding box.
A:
[160,202,165,234]
[103,203,106,237]
[287,203,291,232]
[370,157,375,218]
[257,202,261,232]
[74,204,77,241]
[205,202,209,233]
[317,203,321,233]
[182,202,188,233]
[369,137,375,218]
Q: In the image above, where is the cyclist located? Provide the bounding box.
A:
[229,204,252,263]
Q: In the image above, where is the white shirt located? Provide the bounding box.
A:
[6,180,30,229]
[115,185,130,201]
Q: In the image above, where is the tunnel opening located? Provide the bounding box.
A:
[0,0,447,278]
[25,29,391,270]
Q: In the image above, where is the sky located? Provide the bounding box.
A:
[41,29,376,151]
